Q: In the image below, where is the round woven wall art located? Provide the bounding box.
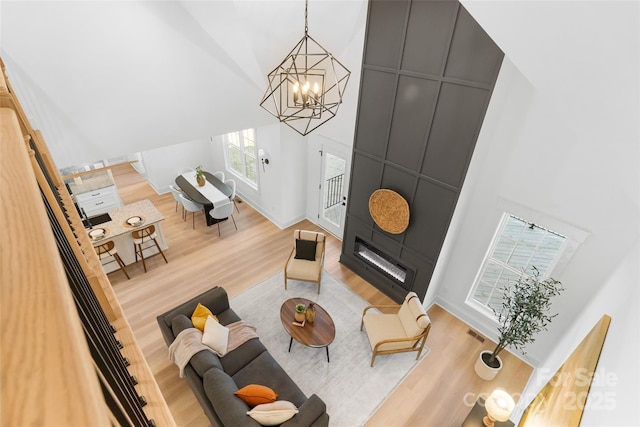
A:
[368,189,410,234]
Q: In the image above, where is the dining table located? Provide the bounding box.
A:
[175,171,233,226]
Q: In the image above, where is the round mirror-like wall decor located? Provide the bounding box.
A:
[368,189,410,234]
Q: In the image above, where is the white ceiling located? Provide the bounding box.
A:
[1,1,638,170]
[0,0,368,166]
[462,0,639,152]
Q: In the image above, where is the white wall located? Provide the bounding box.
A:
[141,137,212,194]
[430,52,639,367]
[512,241,639,425]
[428,0,639,406]
[579,242,639,426]
[207,123,308,228]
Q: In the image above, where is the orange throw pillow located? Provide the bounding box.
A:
[234,384,278,407]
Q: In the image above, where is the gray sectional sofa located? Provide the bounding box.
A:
[156,286,329,427]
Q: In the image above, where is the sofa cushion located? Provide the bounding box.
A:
[202,315,229,356]
[247,401,298,426]
[203,368,260,427]
[220,338,267,376]
[235,384,278,406]
[232,351,307,407]
[218,308,242,326]
[281,394,327,427]
[190,349,223,377]
[171,314,194,337]
[192,303,218,331]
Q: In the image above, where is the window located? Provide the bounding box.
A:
[224,128,258,187]
[469,214,567,315]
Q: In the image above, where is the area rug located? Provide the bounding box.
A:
[230,270,429,427]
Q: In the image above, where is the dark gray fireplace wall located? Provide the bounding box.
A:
[340,0,504,303]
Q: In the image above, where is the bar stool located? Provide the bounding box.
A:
[132,224,168,272]
[94,240,130,279]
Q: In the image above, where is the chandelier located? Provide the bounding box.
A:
[259,0,351,136]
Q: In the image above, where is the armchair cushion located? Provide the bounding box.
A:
[294,239,317,261]
[397,292,430,338]
[286,258,322,282]
[363,313,415,352]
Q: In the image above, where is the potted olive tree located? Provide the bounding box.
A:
[474,267,564,380]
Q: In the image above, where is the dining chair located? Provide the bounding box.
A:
[179,193,204,229]
[131,224,168,272]
[169,184,185,215]
[208,201,237,237]
[212,170,225,182]
[225,178,239,212]
[94,240,130,280]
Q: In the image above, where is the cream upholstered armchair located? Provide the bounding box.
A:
[284,229,326,293]
[360,292,431,367]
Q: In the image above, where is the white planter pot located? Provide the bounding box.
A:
[474,350,502,381]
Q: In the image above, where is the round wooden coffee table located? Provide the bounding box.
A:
[280,298,336,362]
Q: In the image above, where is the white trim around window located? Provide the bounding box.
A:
[223,128,258,189]
[466,199,590,320]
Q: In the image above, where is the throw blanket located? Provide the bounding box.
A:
[168,321,259,377]
[226,321,259,353]
[168,328,209,378]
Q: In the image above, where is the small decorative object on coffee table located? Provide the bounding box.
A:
[294,303,306,323]
[306,302,316,323]
[280,298,335,362]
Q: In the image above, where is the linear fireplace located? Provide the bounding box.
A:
[353,237,413,289]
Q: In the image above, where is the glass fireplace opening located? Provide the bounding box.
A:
[354,237,409,285]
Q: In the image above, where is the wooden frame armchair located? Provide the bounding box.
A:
[360,292,431,367]
[284,229,326,293]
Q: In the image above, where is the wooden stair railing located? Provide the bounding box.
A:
[1,57,176,426]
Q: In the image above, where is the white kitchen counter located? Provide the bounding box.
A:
[89,199,168,274]
[68,170,116,193]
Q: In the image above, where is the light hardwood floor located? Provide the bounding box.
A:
[108,163,533,426]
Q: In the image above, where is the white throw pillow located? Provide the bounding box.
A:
[202,315,229,356]
[247,400,298,426]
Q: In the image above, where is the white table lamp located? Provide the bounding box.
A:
[483,389,515,427]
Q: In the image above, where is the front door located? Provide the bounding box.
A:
[317,139,350,238]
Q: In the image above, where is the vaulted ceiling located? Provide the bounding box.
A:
[1,1,637,171]
[0,1,368,166]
